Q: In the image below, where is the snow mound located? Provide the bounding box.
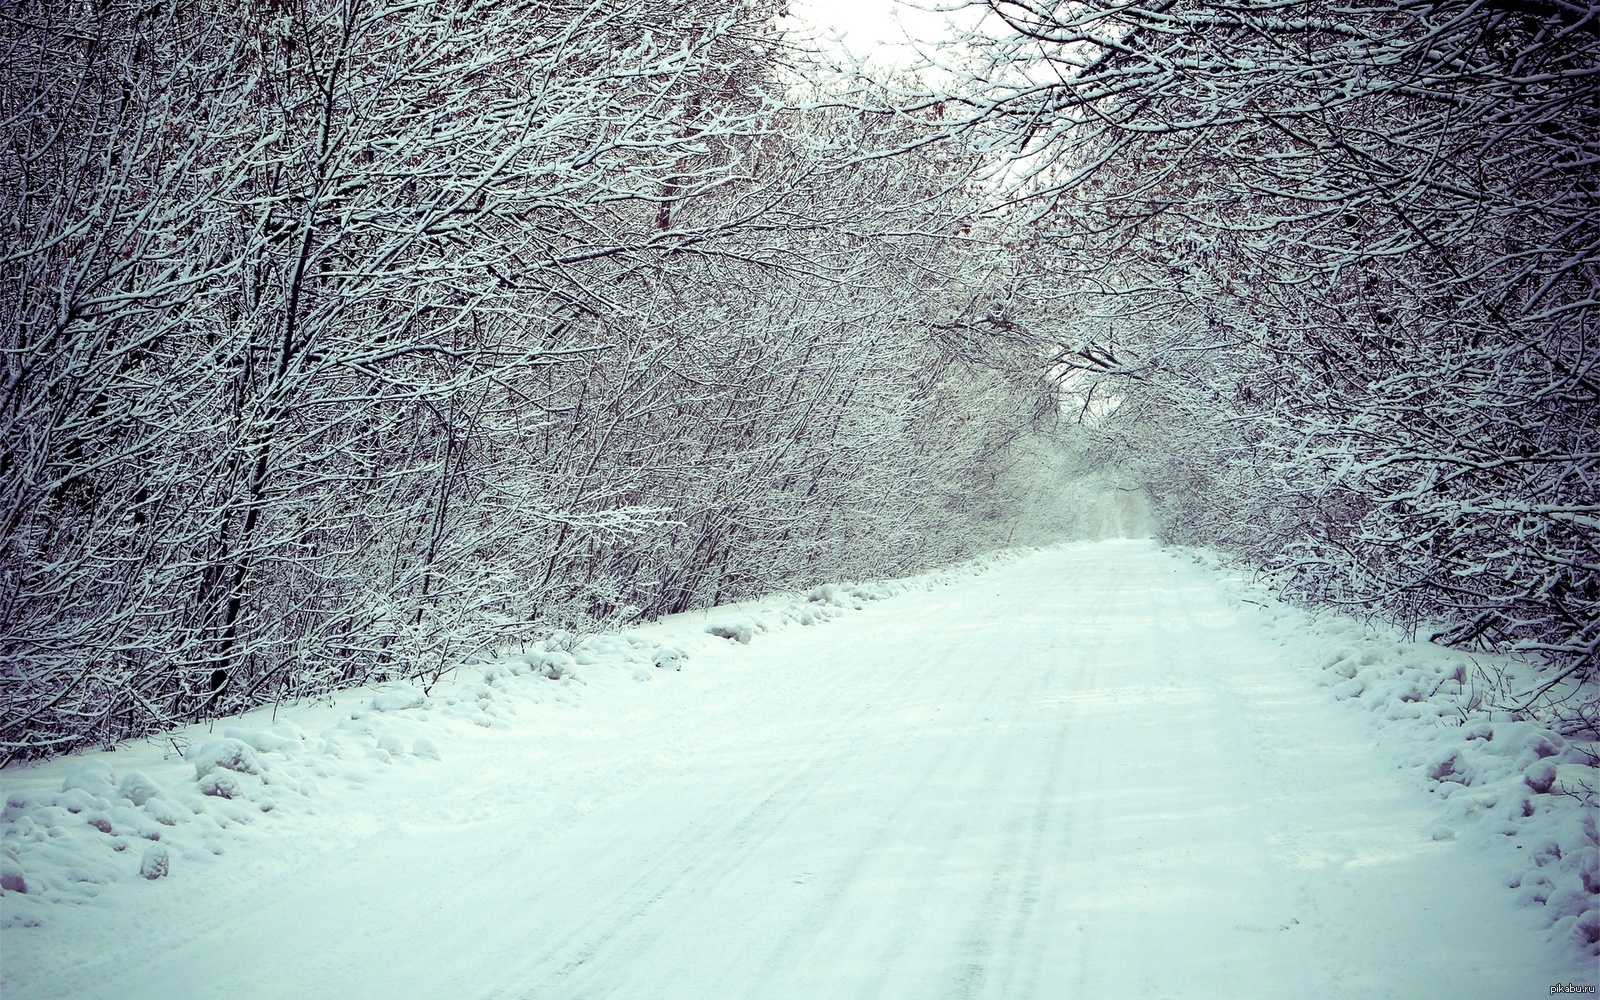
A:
[370,684,427,712]
[116,772,163,807]
[652,646,685,670]
[191,739,261,778]
[706,618,757,644]
[61,761,117,799]
[2,847,28,893]
[412,739,442,761]
[528,651,576,680]
[139,844,169,880]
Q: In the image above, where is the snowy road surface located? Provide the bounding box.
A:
[3,543,1577,998]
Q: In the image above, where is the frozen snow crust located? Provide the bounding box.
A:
[0,549,1028,932]
[1189,549,1599,963]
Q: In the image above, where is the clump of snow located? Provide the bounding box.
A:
[706,618,756,644]
[530,651,575,681]
[2,846,28,893]
[116,772,162,807]
[54,788,95,814]
[652,646,685,670]
[198,771,246,800]
[370,684,426,713]
[138,845,168,880]
[190,739,261,779]
[61,762,117,799]
[1525,760,1559,794]
[412,738,441,761]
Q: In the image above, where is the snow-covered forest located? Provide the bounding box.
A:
[927,0,1600,741]
[1,0,1072,759]
[2,2,1599,988]
[2,0,1595,773]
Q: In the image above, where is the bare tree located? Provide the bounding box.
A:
[917,0,1598,732]
[2,0,1075,760]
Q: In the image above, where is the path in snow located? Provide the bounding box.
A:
[2,543,1575,998]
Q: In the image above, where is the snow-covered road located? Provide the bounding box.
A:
[3,543,1581,998]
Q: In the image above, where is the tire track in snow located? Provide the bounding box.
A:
[737,643,1030,1000]
[515,562,1108,1000]
[476,674,913,997]
[523,571,1091,1000]
[939,577,1112,1000]
[766,571,1105,1000]
[471,593,1046,999]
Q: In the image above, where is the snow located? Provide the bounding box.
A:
[706,617,759,643]
[2,542,1594,997]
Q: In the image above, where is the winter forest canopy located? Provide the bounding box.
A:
[2,0,1595,761]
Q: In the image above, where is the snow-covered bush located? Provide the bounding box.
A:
[0,0,1074,761]
[938,0,1597,736]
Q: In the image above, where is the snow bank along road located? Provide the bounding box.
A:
[2,542,1592,998]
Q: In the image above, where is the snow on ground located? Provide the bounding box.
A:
[1196,551,1599,966]
[1,541,1594,998]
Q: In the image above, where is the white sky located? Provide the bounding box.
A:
[784,0,971,66]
